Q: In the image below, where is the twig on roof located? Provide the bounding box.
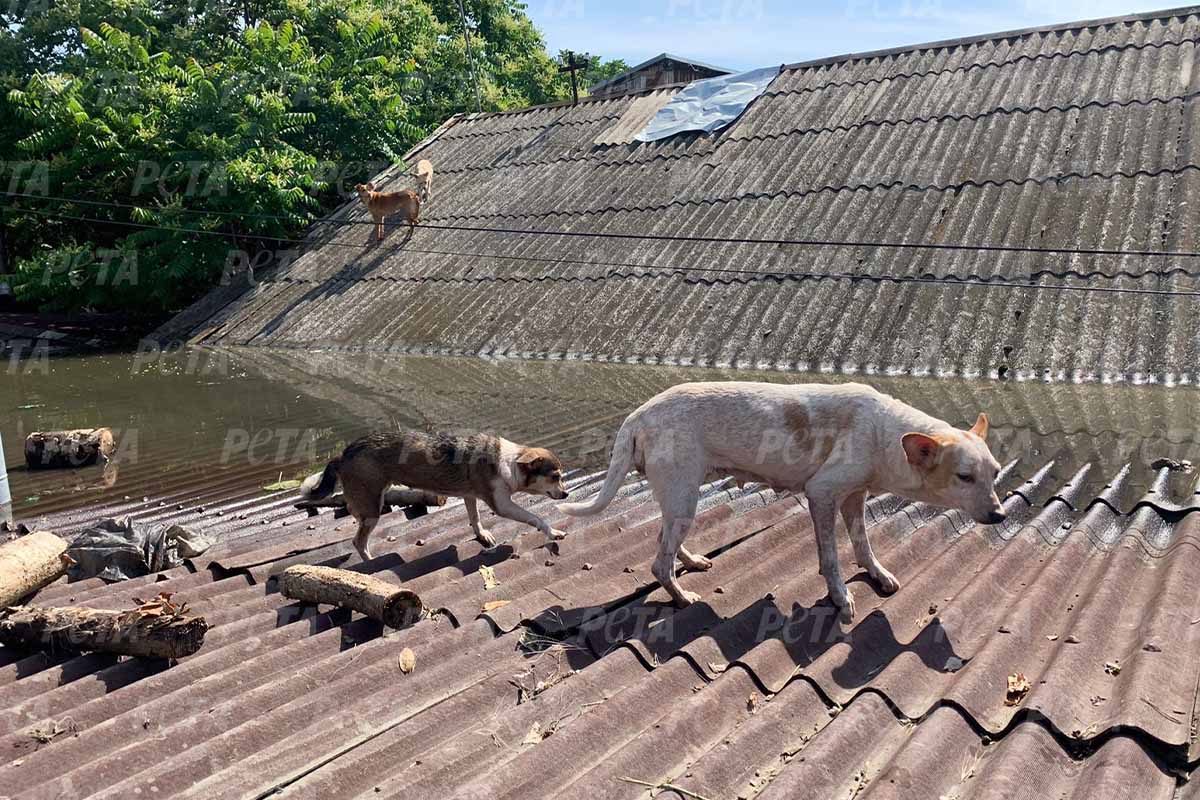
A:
[618,776,716,800]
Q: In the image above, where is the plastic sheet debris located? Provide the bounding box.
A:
[65,517,216,582]
[635,66,779,142]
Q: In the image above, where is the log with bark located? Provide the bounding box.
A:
[0,530,68,608]
[0,592,207,658]
[295,487,446,519]
[24,428,115,470]
[278,565,423,628]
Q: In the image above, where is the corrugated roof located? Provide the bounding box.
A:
[157,5,1200,384]
[3,451,1199,799]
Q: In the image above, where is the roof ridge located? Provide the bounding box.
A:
[781,3,1200,72]
[436,5,1200,120]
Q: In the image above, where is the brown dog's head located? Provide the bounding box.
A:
[355,182,375,202]
[516,447,569,499]
[901,412,1005,525]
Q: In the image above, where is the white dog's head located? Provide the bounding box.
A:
[901,413,1005,525]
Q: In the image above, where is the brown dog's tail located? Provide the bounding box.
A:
[558,421,635,517]
[300,457,341,500]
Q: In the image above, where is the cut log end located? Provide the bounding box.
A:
[0,531,68,608]
[278,565,423,629]
[25,429,115,470]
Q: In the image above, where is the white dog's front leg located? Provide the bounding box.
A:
[490,493,566,542]
[841,490,899,594]
[808,489,854,624]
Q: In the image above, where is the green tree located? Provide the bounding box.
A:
[0,0,597,315]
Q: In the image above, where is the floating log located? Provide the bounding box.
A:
[24,428,115,470]
[0,593,207,658]
[0,531,68,608]
[278,565,423,628]
[295,487,446,518]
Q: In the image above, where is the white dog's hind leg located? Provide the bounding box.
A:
[807,487,854,624]
[841,490,899,594]
[651,482,702,607]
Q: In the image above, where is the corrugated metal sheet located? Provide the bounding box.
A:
[3,450,1199,798]
[157,7,1200,382]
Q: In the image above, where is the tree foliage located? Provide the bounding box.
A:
[0,0,622,314]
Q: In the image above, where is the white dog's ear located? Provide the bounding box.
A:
[902,433,941,471]
[969,412,989,440]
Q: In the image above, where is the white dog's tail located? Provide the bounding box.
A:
[558,422,636,517]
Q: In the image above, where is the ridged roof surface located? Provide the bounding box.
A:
[3,345,1200,797]
[3,455,1200,799]
[158,6,1200,383]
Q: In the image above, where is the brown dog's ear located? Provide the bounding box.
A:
[902,433,941,471]
[969,412,989,440]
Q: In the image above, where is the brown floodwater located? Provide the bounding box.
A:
[3,346,1200,529]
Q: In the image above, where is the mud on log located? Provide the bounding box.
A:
[25,428,115,470]
[0,593,207,658]
[278,565,423,628]
[0,531,68,608]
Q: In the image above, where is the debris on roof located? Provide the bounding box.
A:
[1,452,1197,798]
[633,65,779,141]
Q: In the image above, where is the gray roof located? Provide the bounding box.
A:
[158,5,1200,383]
[586,51,734,94]
[6,346,1200,798]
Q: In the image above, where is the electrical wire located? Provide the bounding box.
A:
[5,203,1200,297]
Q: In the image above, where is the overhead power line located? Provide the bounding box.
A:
[7,203,1200,298]
[5,189,1200,262]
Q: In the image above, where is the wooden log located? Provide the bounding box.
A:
[24,428,115,470]
[0,594,207,658]
[278,565,423,628]
[0,531,68,608]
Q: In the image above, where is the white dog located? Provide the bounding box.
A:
[559,382,1005,623]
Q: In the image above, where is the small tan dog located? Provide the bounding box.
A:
[415,159,433,203]
[355,182,420,241]
[302,431,570,560]
[560,382,1005,622]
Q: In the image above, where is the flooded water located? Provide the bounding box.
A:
[4,346,1200,527]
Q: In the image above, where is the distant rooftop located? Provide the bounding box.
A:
[587,51,733,97]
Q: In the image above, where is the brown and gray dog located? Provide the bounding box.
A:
[560,382,1005,623]
[355,182,420,241]
[302,431,570,560]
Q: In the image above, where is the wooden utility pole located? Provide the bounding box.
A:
[457,0,482,113]
[559,51,585,105]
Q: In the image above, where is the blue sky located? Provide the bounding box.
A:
[527,1,1169,71]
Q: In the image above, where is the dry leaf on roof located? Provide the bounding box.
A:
[482,599,511,613]
[1005,673,1031,706]
[479,565,499,590]
[398,648,416,674]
